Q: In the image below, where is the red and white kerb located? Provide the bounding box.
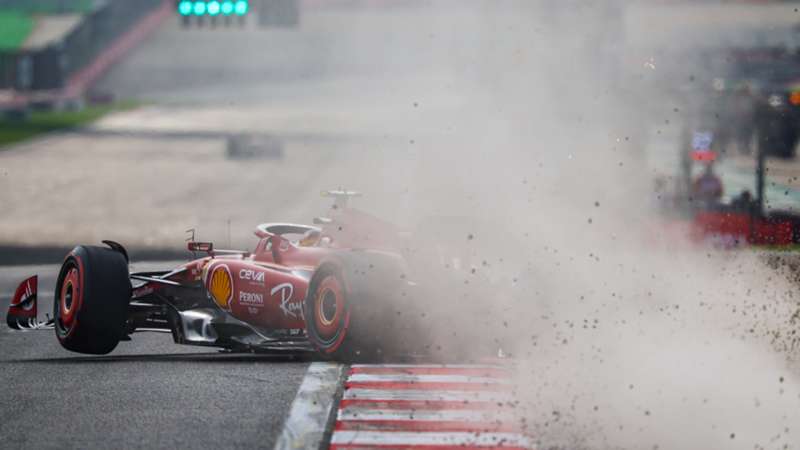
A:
[330,364,532,449]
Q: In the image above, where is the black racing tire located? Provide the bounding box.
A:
[304,251,409,362]
[53,245,131,355]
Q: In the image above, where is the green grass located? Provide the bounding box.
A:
[0,11,33,50]
[0,1,97,50]
[0,101,138,147]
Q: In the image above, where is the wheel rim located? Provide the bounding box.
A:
[58,264,81,334]
[318,291,337,326]
[313,275,345,345]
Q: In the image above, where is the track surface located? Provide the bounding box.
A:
[0,263,309,449]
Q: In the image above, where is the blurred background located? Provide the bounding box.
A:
[4,0,800,256]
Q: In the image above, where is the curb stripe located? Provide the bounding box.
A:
[347,374,511,384]
[274,362,344,450]
[338,409,514,421]
[335,420,520,432]
[349,366,511,377]
[331,446,528,450]
[339,399,501,410]
[330,364,530,449]
[330,431,530,447]
[344,388,512,401]
[345,381,513,391]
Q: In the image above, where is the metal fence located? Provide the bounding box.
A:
[0,0,162,91]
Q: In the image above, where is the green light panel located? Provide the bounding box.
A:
[179,1,248,17]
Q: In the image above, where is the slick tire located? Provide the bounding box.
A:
[54,245,131,355]
[304,251,408,362]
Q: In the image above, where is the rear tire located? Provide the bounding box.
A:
[53,245,131,355]
[304,252,408,362]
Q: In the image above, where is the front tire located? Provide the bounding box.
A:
[54,245,131,355]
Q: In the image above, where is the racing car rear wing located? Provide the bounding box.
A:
[186,240,250,258]
[321,189,361,208]
[313,189,362,224]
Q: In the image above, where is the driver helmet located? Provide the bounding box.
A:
[299,229,322,247]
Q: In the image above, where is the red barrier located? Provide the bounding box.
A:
[692,211,792,246]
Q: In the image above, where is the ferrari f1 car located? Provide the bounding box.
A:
[6,191,508,361]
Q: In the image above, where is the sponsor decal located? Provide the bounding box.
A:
[208,264,233,310]
[239,291,264,306]
[271,282,303,319]
[275,328,305,336]
[239,268,265,284]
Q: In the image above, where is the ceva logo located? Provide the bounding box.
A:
[239,269,265,283]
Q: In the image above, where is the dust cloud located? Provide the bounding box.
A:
[324,1,800,448]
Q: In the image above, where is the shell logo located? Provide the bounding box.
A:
[208,264,233,310]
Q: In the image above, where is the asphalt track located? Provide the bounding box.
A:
[0,263,311,449]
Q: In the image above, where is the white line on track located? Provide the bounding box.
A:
[338,408,514,422]
[330,431,531,447]
[274,362,344,450]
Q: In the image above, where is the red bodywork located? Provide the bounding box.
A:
[3,193,522,360]
[145,203,404,335]
[5,194,412,355]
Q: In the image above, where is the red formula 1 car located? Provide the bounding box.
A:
[6,191,457,361]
